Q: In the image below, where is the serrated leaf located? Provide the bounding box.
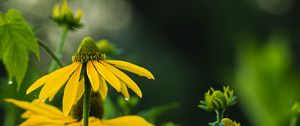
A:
[3,42,29,86]
[0,9,39,89]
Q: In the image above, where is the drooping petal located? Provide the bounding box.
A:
[105,60,155,80]
[101,61,142,98]
[39,63,80,101]
[74,78,84,104]
[120,81,130,99]
[87,61,100,91]
[26,75,49,95]
[5,99,64,119]
[98,75,108,99]
[93,61,121,92]
[63,64,82,115]
[103,115,154,126]
[32,100,64,117]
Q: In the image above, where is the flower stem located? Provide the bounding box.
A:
[38,39,63,68]
[48,25,69,72]
[215,110,221,122]
[4,82,17,126]
[83,65,91,126]
[221,109,226,119]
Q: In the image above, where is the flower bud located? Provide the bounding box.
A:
[51,0,83,30]
[96,39,117,56]
[198,86,237,111]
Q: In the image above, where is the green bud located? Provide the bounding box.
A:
[198,86,237,111]
[209,90,227,110]
[51,0,83,30]
[96,39,117,56]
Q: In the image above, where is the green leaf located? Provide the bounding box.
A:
[117,96,139,115]
[103,97,118,119]
[138,102,178,123]
[235,33,297,126]
[0,9,39,89]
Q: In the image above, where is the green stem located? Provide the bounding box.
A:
[289,115,298,126]
[215,110,221,122]
[48,25,69,72]
[4,105,16,126]
[83,65,91,126]
[38,39,63,68]
[4,81,17,126]
[221,109,226,119]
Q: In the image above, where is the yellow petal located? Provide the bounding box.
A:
[105,60,155,80]
[101,61,142,98]
[52,4,60,18]
[103,115,154,126]
[120,81,130,99]
[99,76,108,99]
[87,61,100,91]
[74,78,84,104]
[21,111,32,118]
[75,117,102,126]
[5,99,63,119]
[32,100,64,117]
[93,61,121,92]
[26,75,49,95]
[63,64,82,115]
[19,115,75,126]
[39,63,80,101]
[89,117,103,126]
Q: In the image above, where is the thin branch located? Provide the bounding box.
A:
[38,39,64,68]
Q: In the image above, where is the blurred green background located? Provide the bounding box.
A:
[1,0,300,126]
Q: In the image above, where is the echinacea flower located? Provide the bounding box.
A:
[26,37,154,115]
[5,99,153,126]
[198,86,237,111]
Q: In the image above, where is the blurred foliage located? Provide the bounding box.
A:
[235,33,298,126]
[138,102,178,124]
[96,39,119,57]
[160,122,180,126]
[0,9,39,89]
[117,96,139,115]
[102,97,117,119]
[103,95,179,125]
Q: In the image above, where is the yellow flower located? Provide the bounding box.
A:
[5,99,154,126]
[221,118,241,126]
[26,37,154,115]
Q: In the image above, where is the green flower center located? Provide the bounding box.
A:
[72,37,105,63]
